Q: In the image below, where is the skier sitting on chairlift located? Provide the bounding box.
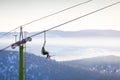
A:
[41,31,51,59]
[41,46,51,59]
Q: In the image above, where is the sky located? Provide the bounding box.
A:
[0,0,120,32]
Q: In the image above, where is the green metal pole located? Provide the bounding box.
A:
[19,45,24,80]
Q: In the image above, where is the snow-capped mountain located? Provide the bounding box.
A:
[0,50,108,80]
[62,55,120,79]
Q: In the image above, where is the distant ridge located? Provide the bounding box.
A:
[47,30,120,37]
[0,30,120,38]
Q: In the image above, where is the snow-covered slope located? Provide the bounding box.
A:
[0,51,106,80]
[62,55,120,79]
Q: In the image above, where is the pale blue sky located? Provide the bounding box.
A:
[0,0,120,32]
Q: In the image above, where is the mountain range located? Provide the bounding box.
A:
[0,30,120,38]
[62,55,120,79]
[0,51,120,80]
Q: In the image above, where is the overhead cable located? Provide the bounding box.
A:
[0,0,92,38]
[29,1,120,38]
[0,1,120,52]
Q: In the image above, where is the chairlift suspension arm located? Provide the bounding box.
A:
[43,32,46,47]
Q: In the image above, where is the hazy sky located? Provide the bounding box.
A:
[0,0,120,32]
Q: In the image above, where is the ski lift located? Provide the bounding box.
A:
[41,31,51,59]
